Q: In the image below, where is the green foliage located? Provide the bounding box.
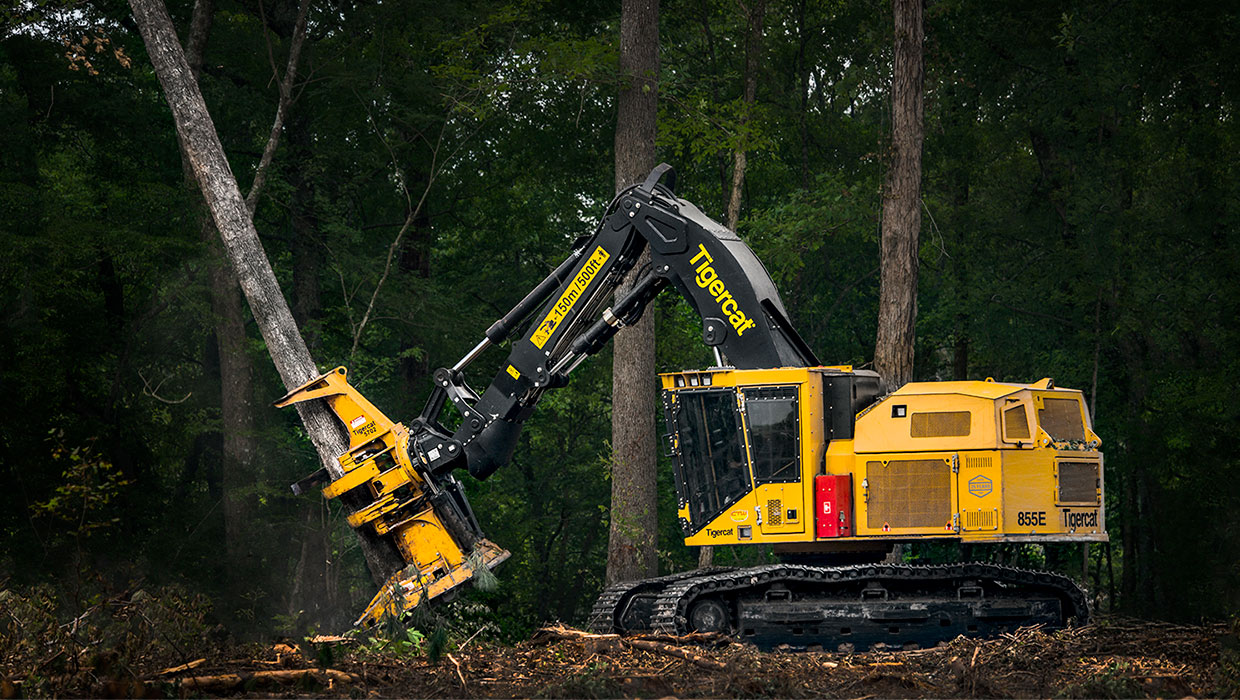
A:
[31,429,131,541]
[0,0,1237,646]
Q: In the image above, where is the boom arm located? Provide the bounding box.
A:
[279,165,819,625]
[414,164,819,480]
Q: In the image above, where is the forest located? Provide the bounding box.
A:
[1,0,1239,695]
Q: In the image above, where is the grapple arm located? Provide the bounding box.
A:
[276,367,508,626]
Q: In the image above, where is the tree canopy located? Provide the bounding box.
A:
[1,0,1237,636]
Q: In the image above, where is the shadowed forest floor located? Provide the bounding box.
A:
[4,610,1236,698]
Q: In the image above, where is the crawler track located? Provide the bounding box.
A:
[590,563,1088,651]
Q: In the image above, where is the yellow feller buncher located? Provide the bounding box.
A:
[280,165,1104,650]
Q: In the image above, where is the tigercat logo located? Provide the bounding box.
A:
[1061,509,1098,529]
[690,244,757,336]
[531,246,610,349]
[707,527,734,538]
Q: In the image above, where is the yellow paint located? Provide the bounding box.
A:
[277,366,511,625]
[662,366,1107,551]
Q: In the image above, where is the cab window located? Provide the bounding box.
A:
[1003,403,1031,441]
[742,386,800,484]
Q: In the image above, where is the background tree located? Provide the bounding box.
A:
[873,0,924,390]
[127,0,404,594]
[2,0,1238,638]
[607,0,661,587]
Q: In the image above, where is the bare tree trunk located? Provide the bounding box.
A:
[725,0,765,230]
[210,257,259,566]
[874,0,924,390]
[284,111,339,627]
[179,0,260,573]
[697,546,714,568]
[607,0,659,586]
[129,0,403,586]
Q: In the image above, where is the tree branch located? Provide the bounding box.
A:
[244,0,310,213]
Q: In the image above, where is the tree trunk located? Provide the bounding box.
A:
[874,0,924,391]
[210,253,259,567]
[795,0,811,189]
[284,110,341,627]
[129,0,403,586]
[607,0,659,586]
[179,0,261,576]
[697,546,714,568]
[725,0,765,230]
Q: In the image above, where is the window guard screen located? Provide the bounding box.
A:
[742,386,800,485]
[1039,398,1086,442]
[1004,404,1031,440]
[910,411,971,437]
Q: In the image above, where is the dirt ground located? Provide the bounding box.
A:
[12,616,1231,698]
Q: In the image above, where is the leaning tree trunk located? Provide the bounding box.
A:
[129,0,403,586]
[874,0,924,391]
[607,0,660,587]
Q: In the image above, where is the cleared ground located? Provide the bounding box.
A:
[8,616,1232,698]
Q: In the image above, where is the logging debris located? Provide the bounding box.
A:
[2,616,1232,698]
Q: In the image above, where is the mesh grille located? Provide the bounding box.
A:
[1004,405,1031,440]
[910,411,971,437]
[767,499,782,525]
[965,455,992,470]
[963,509,997,530]
[866,459,951,529]
[1058,461,1099,503]
[1039,398,1086,442]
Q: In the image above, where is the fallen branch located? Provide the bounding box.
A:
[624,638,729,671]
[173,668,360,693]
[537,625,729,671]
[448,653,467,691]
[157,658,206,675]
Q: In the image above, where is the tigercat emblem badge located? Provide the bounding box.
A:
[968,474,993,498]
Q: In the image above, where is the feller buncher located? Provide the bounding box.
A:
[278,165,1104,650]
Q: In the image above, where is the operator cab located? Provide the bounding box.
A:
[660,366,880,544]
[661,369,1105,550]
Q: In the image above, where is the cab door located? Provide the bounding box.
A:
[739,385,805,535]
